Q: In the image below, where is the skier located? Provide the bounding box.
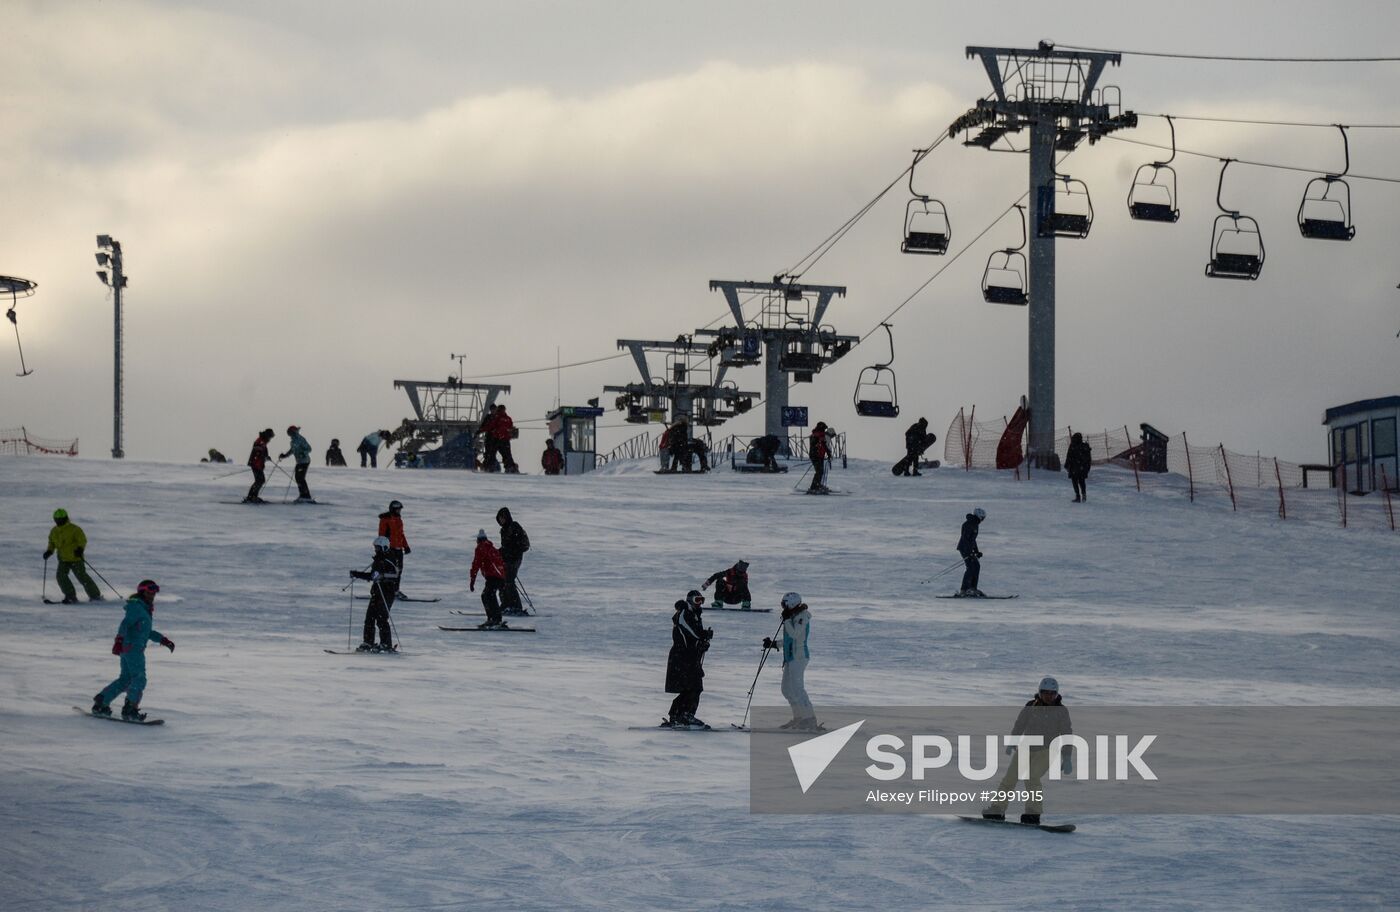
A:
[1065,432,1092,503]
[349,536,399,652]
[325,438,347,467]
[894,417,935,476]
[665,417,691,473]
[663,590,713,728]
[377,500,411,593]
[808,421,831,493]
[982,676,1073,825]
[43,508,103,603]
[702,559,752,609]
[278,425,314,502]
[761,592,819,731]
[91,580,173,721]
[243,428,275,503]
[541,439,564,475]
[495,507,530,616]
[749,434,782,471]
[357,430,389,468]
[956,507,987,597]
[469,528,508,629]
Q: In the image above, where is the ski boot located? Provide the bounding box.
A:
[121,700,146,723]
[61,596,79,604]
[91,695,112,717]
[711,600,723,609]
[1020,813,1041,826]
[682,713,710,730]
[981,810,1005,821]
[89,595,106,602]
[793,718,826,733]
[355,642,375,652]
[660,716,679,729]
[973,589,987,598]
[378,643,398,654]
[741,600,752,611]
[477,620,500,630]
[294,497,316,504]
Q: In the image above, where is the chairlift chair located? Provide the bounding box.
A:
[982,204,1029,306]
[901,152,951,254]
[853,323,900,418]
[1206,159,1265,281]
[1038,172,1093,239]
[1127,115,1180,223]
[1298,125,1356,241]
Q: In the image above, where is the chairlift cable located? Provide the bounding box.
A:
[1103,135,1400,184]
[1138,112,1400,130]
[1059,44,1400,63]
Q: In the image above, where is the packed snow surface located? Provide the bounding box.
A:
[2,456,1397,911]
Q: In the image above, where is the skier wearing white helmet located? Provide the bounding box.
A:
[956,507,987,597]
[762,592,819,731]
[349,536,400,652]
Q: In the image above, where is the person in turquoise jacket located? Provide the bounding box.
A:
[92,580,174,721]
[278,424,315,502]
[43,508,103,603]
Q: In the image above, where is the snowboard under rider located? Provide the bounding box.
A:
[664,590,712,728]
[957,507,987,597]
[469,529,508,629]
[703,560,752,609]
[982,676,1074,826]
[44,508,103,603]
[350,536,399,652]
[92,580,173,722]
[762,592,818,731]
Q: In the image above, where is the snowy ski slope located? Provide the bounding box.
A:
[1,456,1397,911]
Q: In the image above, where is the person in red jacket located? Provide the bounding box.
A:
[808,421,831,494]
[377,499,411,595]
[469,529,509,628]
[491,405,519,473]
[243,428,275,503]
[541,439,564,475]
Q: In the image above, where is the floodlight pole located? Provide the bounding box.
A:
[96,235,127,459]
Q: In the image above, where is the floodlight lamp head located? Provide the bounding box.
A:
[96,270,108,285]
[96,234,112,249]
[95,252,109,267]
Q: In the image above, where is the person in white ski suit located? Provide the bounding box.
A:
[764,592,816,730]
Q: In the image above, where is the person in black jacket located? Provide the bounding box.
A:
[749,435,782,471]
[496,507,531,615]
[982,676,1074,825]
[349,536,400,652]
[702,559,752,609]
[956,507,986,597]
[894,417,935,476]
[1065,432,1092,503]
[666,417,692,473]
[325,438,347,467]
[663,590,713,728]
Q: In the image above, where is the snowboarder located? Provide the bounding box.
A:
[956,507,987,597]
[808,421,831,493]
[665,417,691,473]
[748,434,782,471]
[894,417,936,476]
[702,559,752,609]
[377,500,411,590]
[495,507,530,616]
[762,592,818,731]
[469,528,508,628]
[278,425,314,502]
[982,676,1073,825]
[688,436,711,473]
[325,438,347,467]
[244,428,275,503]
[1065,432,1092,503]
[664,590,713,728]
[481,405,518,473]
[43,508,103,603]
[541,439,564,475]
[91,580,173,721]
[349,536,399,652]
[358,430,389,468]
[205,448,228,464]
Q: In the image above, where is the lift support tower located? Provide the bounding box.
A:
[604,337,758,428]
[957,43,1135,466]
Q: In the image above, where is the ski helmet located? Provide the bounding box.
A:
[687,589,705,606]
[373,536,390,551]
[973,507,986,520]
[52,508,68,521]
[476,529,488,541]
[287,425,300,434]
[389,499,403,511]
[1038,676,1059,693]
[781,592,803,611]
[136,580,160,596]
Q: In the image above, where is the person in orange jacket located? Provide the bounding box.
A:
[469,529,509,629]
[377,500,411,597]
[482,404,518,474]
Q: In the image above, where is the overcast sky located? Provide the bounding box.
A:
[2,0,1397,464]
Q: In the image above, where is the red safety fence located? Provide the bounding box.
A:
[0,427,78,457]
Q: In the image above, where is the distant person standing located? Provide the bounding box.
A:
[349,536,399,652]
[279,425,314,502]
[325,438,347,467]
[956,507,987,597]
[1065,432,1092,503]
[469,529,508,629]
[377,500,411,591]
[482,405,518,473]
[358,430,390,468]
[762,591,818,731]
[808,421,831,493]
[496,507,530,615]
[90,580,173,721]
[663,590,713,729]
[666,417,691,473]
[43,508,103,603]
[541,439,564,475]
[243,428,275,503]
[895,417,935,477]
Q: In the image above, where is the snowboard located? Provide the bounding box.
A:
[355,595,442,603]
[957,815,1075,833]
[73,706,164,726]
[323,648,404,655]
[936,594,1019,600]
[437,625,536,633]
[708,605,773,613]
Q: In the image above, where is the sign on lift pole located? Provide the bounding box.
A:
[958,43,1134,468]
[95,235,127,459]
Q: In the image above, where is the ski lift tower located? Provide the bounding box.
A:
[703,278,857,451]
[956,42,1136,467]
[603,336,759,428]
[391,375,511,468]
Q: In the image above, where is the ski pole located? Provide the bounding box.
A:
[516,576,535,614]
[42,555,48,601]
[919,557,968,586]
[793,465,812,492]
[341,562,373,592]
[347,579,354,650]
[212,466,249,480]
[81,559,124,598]
[739,618,785,730]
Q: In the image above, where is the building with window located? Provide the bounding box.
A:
[1324,396,1399,492]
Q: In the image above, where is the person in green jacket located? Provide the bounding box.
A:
[43,509,102,603]
[92,580,174,721]
[279,424,314,502]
